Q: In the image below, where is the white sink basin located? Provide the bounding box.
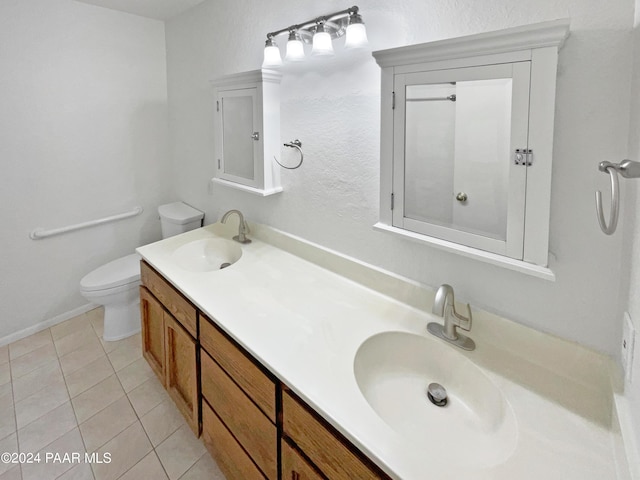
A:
[172,238,242,272]
[354,331,518,468]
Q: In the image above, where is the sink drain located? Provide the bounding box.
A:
[219,262,232,269]
[427,383,448,407]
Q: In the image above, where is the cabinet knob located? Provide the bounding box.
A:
[251,132,260,141]
[456,192,468,203]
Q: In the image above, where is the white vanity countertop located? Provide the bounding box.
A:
[137,223,625,480]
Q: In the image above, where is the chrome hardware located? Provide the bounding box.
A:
[274,139,304,170]
[455,192,468,203]
[427,383,448,407]
[514,148,532,166]
[596,160,640,235]
[221,209,252,244]
[427,284,475,351]
[251,132,260,141]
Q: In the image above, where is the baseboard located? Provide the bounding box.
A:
[614,392,640,480]
[0,303,97,347]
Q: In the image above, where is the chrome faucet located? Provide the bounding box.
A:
[427,284,475,351]
[221,209,252,244]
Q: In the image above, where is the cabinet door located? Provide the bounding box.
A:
[164,314,198,435]
[218,88,260,187]
[282,441,324,480]
[392,62,531,259]
[139,287,165,385]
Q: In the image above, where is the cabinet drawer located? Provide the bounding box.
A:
[200,316,276,422]
[281,440,324,480]
[202,400,265,480]
[201,350,277,479]
[140,261,196,337]
[283,391,388,480]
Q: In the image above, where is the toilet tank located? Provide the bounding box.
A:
[158,202,204,239]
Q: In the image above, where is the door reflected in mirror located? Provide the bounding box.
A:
[404,79,513,241]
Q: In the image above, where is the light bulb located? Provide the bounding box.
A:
[311,23,334,56]
[285,31,305,62]
[344,14,368,49]
[262,38,282,68]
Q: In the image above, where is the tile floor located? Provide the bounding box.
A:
[0,308,227,480]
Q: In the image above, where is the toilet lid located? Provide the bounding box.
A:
[80,253,141,292]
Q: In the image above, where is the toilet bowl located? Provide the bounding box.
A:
[80,253,142,341]
[80,202,204,341]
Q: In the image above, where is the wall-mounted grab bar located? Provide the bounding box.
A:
[29,206,143,240]
[596,160,640,235]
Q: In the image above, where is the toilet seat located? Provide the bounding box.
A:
[80,253,141,293]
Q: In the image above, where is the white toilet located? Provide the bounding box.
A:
[80,202,204,341]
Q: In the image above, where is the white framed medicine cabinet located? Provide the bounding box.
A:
[372,20,569,279]
[210,69,283,196]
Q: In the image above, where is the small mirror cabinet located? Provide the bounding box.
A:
[211,69,283,196]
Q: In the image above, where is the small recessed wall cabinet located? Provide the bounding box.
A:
[373,20,570,278]
[211,69,283,196]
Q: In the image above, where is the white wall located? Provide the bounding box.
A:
[165,0,635,357]
[0,0,171,340]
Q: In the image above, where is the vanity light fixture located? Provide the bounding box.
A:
[262,5,367,67]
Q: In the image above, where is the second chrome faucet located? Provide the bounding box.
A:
[427,284,475,351]
[221,209,252,244]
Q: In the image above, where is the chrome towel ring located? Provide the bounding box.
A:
[274,140,303,170]
[595,159,640,235]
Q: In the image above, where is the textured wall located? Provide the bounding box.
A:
[165,0,635,356]
[0,0,171,340]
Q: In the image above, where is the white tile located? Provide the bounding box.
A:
[140,398,186,447]
[0,466,21,480]
[59,344,106,378]
[0,364,10,388]
[54,326,100,358]
[106,334,142,372]
[156,424,206,480]
[91,422,152,480]
[127,377,168,417]
[51,315,91,341]
[64,356,114,399]
[71,375,124,424]
[117,452,168,480]
[179,453,225,480]
[79,396,137,452]
[17,401,76,454]
[0,391,15,442]
[57,463,94,480]
[12,362,63,403]
[9,343,57,380]
[21,428,85,480]
[0,433,18,476]
[116,357,154,393]
[9,330,52,361]
[14,376,69,429]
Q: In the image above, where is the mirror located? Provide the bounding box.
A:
[220,90,257,182]
[404,79,512,241]
[373,20,569,274]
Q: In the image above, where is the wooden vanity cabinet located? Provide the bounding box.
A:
[139,262,390,480]
[282,390,391,480]
[140,261,199,434]
[200,315,277,480]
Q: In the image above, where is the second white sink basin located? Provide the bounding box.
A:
[172,238,242,272]
[354,331,518,468]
